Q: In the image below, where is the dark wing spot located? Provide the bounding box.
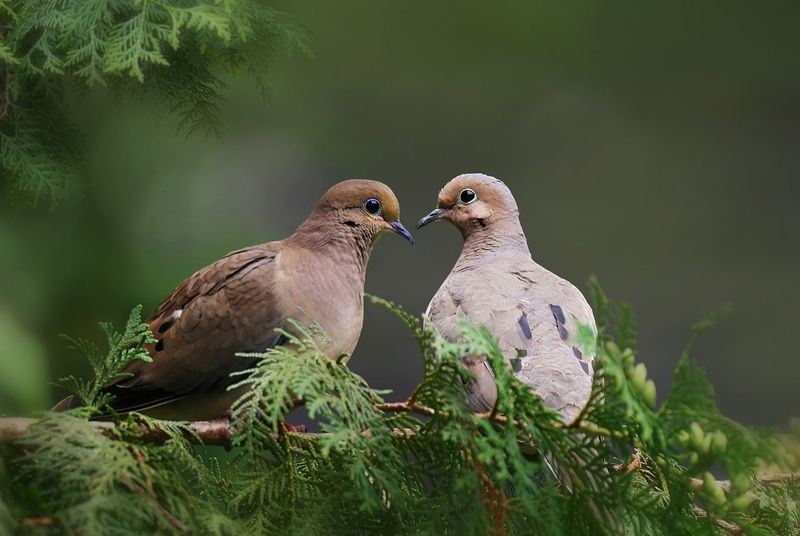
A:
[343,220,358,228]
[269,332,288,349]
[476,218,487,228]
[580,361,591,376]
[572,346,583,360]
[510,358,523,373]
[549,304,566,324]
[158,318,175,333]
[155,339,165,352]
[550,304,568,341]
[518,312,533,340]
[557,324,568,340]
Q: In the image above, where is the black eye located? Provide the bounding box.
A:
[459,188,477,204]
[363,198,382,215]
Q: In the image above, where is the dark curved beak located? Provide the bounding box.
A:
[390,221,414,244]
[416,208,445,229]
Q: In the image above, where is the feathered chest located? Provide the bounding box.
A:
[275,250,366,359]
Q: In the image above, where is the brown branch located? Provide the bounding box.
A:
[0,417,239,449]
[374,400,435,417]
[22,517,56,528]
[0,397,605,449]
[0,417,417,448]
[754,472,799,485]
[691,505,744,535]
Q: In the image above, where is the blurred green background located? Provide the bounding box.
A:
[1,1,798,425]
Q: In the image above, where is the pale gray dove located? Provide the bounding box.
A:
[54,180,414,420]
[418,173,595,422]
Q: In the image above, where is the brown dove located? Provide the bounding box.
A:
[417,173,595,422]
[54,179,414,420]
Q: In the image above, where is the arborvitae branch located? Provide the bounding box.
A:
[1,290,798,535]
[0,0,311,205]
[0,417,234,448]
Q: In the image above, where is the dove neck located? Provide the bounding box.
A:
[289,219,374,276]
[456,216,530,265]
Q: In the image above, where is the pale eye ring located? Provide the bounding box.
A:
[363,198,382,215]
[459,188,477,204]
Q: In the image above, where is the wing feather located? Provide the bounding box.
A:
[107,245,284,413]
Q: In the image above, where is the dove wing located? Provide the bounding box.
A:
[104,244,286,413]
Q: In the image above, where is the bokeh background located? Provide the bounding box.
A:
[1,1,798,426]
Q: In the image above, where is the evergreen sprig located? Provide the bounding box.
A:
[0,283,798,535]
[0,0,310,206]
[59,304,155,413]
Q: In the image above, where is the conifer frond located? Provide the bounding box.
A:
[1,288,798,534]
[0,0,312,205]
[58,304,155,411]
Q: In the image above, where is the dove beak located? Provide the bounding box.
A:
[416,208,445,229]
[390,221,415,244]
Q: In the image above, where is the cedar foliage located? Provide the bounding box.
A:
[0,0,310,206]
[1,280,798,534]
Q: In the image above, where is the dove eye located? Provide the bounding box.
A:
[459,188,477,204]
[363,198,382,215]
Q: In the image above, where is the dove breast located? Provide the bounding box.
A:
[426,251,595,422]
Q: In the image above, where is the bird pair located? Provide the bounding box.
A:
[55,173,595,423]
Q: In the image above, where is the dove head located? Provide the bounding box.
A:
[299,179,414,246]
[417,173,521,239]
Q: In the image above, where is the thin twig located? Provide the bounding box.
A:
[22,517,56,528]
[0,417,238,449]
[375,400,435,417]
[611,449,644,474]
[691,505,744,535]
[0,417,418,447]
[132,446,154,491]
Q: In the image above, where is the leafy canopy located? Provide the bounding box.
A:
[0,0,310,206]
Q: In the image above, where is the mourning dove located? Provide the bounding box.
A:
[418,173,595,422]
[54,180,414,420]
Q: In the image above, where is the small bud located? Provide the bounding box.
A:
[631,363,648,389]
[702,435,713,455]
[703,472,726,507]
[710,431,728,456]
[728,492,755,512]
[642,379,657,408]
[689,422,705,451]
[731,474,751,495]
[622,348,635,369]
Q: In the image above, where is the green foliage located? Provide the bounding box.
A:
[59,304,155,413]
[0,0,310,205]
[1,288,798,535]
